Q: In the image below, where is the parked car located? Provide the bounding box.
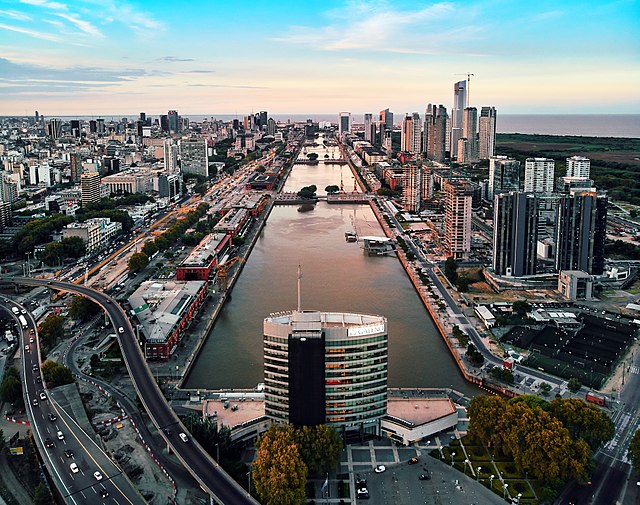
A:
[408,457,419,465]
[70,463,79,474]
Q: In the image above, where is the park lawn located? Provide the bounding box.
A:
[494,461,521,479]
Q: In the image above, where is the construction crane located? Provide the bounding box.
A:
[454,72,474,107]
[216,256,245,292]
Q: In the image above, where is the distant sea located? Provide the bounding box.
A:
[41,113,640,138]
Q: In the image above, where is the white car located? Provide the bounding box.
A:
[179,432,189,443]
[374,465,386,473]
[70,463,79,474]
[57,431,64,440]
[118,327,124,334]
[93,471,103,481]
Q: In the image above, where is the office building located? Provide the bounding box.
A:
[425,104,447,162]
[493,192,539,276]
[47,118,62,140]
[488,156,520,200]
[566,156,590,178]
[164,139,179,172]
[158,173,182,200]
[479,107,497,159]
[557,177,596,194]
[0,201,11,231]
[96,118,105,134]
[179,138,208,177]
[267,118,277,136]
[339,112,351,135]
[364,113,373,143]
[444,179,473,259]
[80,171,101,208]
[379,109,393,131]
[160,115,169,132]
[459,107,478,163]
[450,80,466,159]
[402,164,422,213]
[555,191,607,275]
[264,310,388,436]
[401,113,421,153]
[168,110,179,133]
[524,158,555,194]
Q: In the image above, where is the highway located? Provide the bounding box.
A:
[0,298,143,505]
[14,277,258,505]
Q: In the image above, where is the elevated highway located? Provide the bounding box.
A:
[13,277,258,505]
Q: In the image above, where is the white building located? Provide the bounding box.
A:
[566,156,590,178]
[62,217,122,253]
[163,139,179,172]
[524,157,555,194]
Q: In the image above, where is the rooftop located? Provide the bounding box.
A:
[180,233,227,267]
[386,398,456,426]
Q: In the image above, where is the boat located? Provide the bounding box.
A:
[361,236,396,256]
[345,231,357,242]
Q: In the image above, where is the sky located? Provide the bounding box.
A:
[0,0,638,116]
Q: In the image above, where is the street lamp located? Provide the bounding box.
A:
[503,483,509,499]
[450,452,456,467]
[464,459,469,474]
[515,493,522,504]
[490,474,495,489]
[476,466,481,481]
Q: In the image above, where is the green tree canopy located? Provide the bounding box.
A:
[325,185,340,194]
[444,256,458,284]
[253,425,308,505]
[512,300,532,316]
[68,295,101,322]
[567,378,582,393]
[128,252,149,273]
[548,398,614,450]
[629,430,640,474]
[0,367,22,405]
[39,314,65,349]
[41,360,74,388]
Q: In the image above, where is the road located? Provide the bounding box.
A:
[0,298,143,505]
[14,277,258,505]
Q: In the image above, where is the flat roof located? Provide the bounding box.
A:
[203,399,265,428]
[215,208,247,232]
[386,398,456,426]
[180,233,227,268]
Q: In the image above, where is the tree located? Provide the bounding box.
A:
[41,360,74,388]
[33,481,52,505]
[232,236,245,247]
[68,295,100,322]
[325,185,340,194]
[468,395,507,447]
[512,300,532,316]
[549,398,614,450]
[40,241,66,266]
[61,236,86,258]
[141,241,158,258]
[310,425,342,474]
[128,252,149,273]
[39,314,65,349]
[629,430,640,474]
[0,367,22,404]
[253,425,308,505]
[444,256,458,284]
[539,382,552,395]
[567,378,582,393]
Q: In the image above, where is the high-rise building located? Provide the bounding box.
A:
[555,191,607,275]
[338,112,351,135]
[96,118,105,134]
[566,156,590,178]
[479,107,497,159]
[450,80,467,158]
[163,139,179,172]
[364,113,373,142]
[179,138,208,177]
[524,158,555,194]
[488,156,520,200]
[47,118,62,140]
[70,120,81,138]
[258,111,268,129]
[493,192,539,276]
[459,107,478,163]
[444,179,473,259]
[69,152,81,182]
[264,309,387,436]
[168,110,179,133]
[402,164,422,213]
[80,171,101,208]
[400,113,421,153]
[89,120,97,134]
[379,109,393,131]
[267,118,277,136]
[425,104,447,162]
[160,115,169,132]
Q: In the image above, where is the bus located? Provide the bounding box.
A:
[18,315,28,329]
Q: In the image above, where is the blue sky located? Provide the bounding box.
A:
[0,0,638,115]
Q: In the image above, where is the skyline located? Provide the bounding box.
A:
[0,0,639,116]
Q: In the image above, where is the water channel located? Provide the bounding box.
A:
[185,136,478,396]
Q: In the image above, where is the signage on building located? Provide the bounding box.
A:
[348,323,385,337]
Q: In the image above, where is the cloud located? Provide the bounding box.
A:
[55,12,102,37]
[274,1,482,55]
[186,83,267,89]
[19,0,67,10]
[0,22,60,42]
[80,0,163,31]
[0,10,32,21]
[158,56,195,63]
[183,69,216,74]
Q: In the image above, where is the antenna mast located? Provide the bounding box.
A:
[297,265,302,312]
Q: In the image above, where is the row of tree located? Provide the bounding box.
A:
[252,424,343,505]
[468,395,614,483]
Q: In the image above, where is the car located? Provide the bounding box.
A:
[408,457,419,465]
[100,489,109,498]
[48,412,57,422]
[32,398,39,406]
[64,449,74,458]
[44,438,54,448]
[356,488,369,499]
[29,328,35,335]
[105,299,111,304]
[39,392,47,401]
[24,345,30,352]
[29,337,34,344]
[118,327,124,334]
[36,376,42,383]
[32,364,38,371]
[179,432,189,443]
[374,465,386,473]
[57,430,64,440]
[70,463,79,474]
[20,309,26,314]
[164,428,172,436]
[419,473,431,480]
[94,471,103,481]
